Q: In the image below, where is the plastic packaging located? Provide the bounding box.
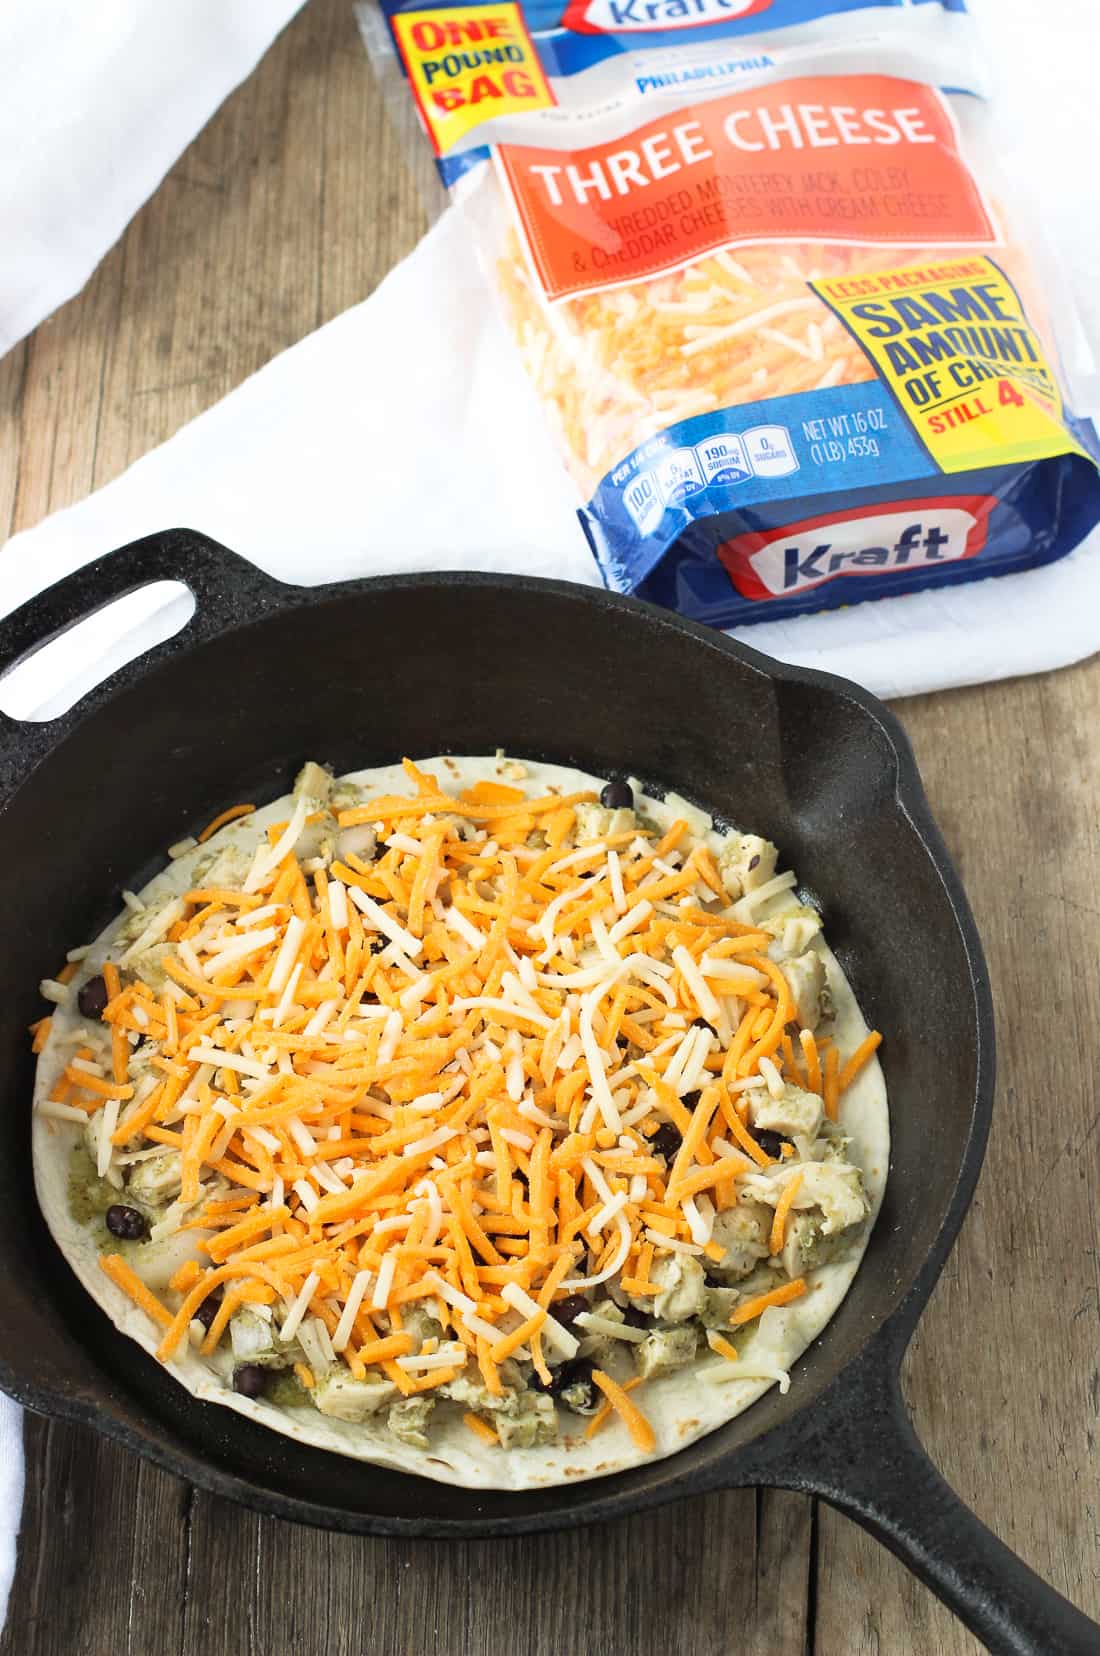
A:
[367,0,1100,627]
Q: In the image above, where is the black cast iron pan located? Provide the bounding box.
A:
[0,530,1093,1654]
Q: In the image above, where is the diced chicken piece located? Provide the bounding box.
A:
[387,1396,435,1449]
[493,1392,558,1449]
[393,1304,444,1347]
[699,1285,742,1328]
[335,822,378,864]
[746,1080,824,1142]
[781,1211,858,1278]
[633,1325,698,1381]
[191,842,251,891]
[126,1149,182,1206]
[762,910,822,959]
[815,1128,852,1165]
[780,950,827,1031]
[717,833,778,900]
[439,1368,525,1414]
[705,1202,772,1282]
[650,1253,707,1322]
[312,1371,396,1422]
[294,760,333,804]
[136,1228,210,1292]
[573,802,636,844]
[229,1309,278,1365]
[575,1298,634,1367]
[796,1162,869,1235]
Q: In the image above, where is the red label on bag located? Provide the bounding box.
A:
[496,76,995,300]
[562,0,772,34]
[717,495,994,600]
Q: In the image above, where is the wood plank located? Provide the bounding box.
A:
[815,669,1100,1652]
[1,1420,809,1656]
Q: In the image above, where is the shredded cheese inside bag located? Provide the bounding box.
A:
[370,0,1100,630]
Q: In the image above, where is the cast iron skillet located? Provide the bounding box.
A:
[0,530,1094,1654]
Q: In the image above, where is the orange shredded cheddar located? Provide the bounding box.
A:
[589,1370,655,1452]
[169,1260,203,1294]
[799,1029,822,1098]
[197,803,256,843]
[585,1374,643,1440]
[462,1411,499,1445]
[730,1277,808,1326]
[823,1044,840,1121]
[837,1030,883,1094]
[34,758,881,1457]
[769,1171,804,1256]
[99,1254,173,1328]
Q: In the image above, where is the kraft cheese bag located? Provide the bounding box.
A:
[365,0,1100,627]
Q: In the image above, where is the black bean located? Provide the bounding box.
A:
[233,1364,271,1399]
[691,1017,714,1033]
[650,1122,682,1162]
[77,975,109,1019]
[680,1089,701,1110]
[533,1356,596,1405]
[599,780,633,811]
[753,1129,791,1159]
[105,1204,148,1242]
[559,1361,600,1414]
[620,1303,650,1330]
[193,1290,224,1332]
[548,1293,588,1332]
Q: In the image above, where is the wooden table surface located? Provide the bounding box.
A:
[2,3,1098,1650]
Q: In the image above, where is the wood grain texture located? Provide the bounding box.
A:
[2,1,1099,1651]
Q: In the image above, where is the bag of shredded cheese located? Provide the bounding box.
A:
[367,0,1100,626]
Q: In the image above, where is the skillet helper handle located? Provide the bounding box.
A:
[0,527,285,686]
[758,1338,1100,1655]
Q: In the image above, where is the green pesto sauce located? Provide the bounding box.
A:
[266,1371,309,1409]
[67,1145,122,1231]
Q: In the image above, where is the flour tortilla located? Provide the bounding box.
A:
[33,757,888,1489]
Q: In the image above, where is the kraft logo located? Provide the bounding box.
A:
[563,0,770,35]
[717,498,993,601]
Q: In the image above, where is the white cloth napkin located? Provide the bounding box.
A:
[1,0,1099,1633]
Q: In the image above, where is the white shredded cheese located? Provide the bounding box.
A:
[279,1271,320,1343]
[348,885,423,959]
[371,1251,397,1310]
[575,1312,646,1345]
[332,1270,373,1352]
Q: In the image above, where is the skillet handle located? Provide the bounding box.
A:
[746,1331,1100,1655]
[0,528,287,686]
[0,529,293,790]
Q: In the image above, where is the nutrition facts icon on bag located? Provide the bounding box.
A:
[621,471,664,536]
[695,436,751,487]
[745,426,798,480]
[654,449,705,507]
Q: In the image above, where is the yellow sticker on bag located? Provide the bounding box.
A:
[391,3,555,157]
[811,256,1084,474]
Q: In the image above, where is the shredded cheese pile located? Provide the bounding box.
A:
[495,233,1042,495]
[34,759,881,1451]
